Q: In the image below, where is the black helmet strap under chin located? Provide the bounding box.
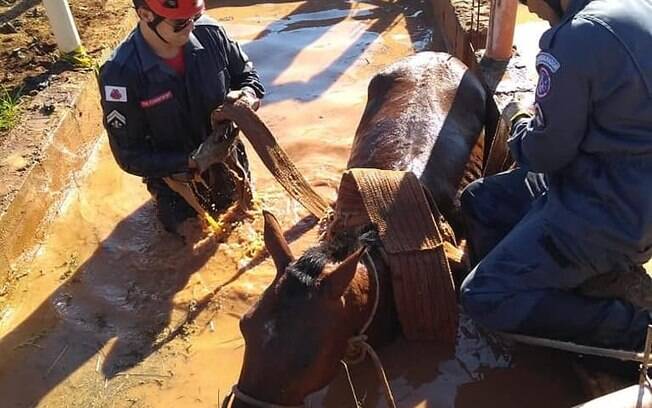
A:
[147,14,169,44]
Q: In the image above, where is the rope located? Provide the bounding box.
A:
[340,250,397,408]
[340,360,363,408]
[639,326,652,388]
[342,338,397,408]
[212,100,331,218]
[499,331,648,363]
[360,341,397,408]
[360,251,380,334]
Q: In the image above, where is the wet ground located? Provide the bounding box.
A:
[0,1,584,407]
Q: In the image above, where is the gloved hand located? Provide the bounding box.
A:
[225,87,260,111]
[502,99,533,128]
[188,123,236,175]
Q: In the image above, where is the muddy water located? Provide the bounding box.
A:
[0,1,583,407]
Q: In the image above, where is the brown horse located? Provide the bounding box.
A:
[229,51,486,407]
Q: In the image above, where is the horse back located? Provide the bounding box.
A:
[347,52,486,224]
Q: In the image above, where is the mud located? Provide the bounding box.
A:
[0,1,586,407]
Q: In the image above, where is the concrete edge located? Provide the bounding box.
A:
[0,13,137,283]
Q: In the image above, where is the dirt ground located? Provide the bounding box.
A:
[0,0,132,95]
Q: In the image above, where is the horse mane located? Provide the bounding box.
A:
[281,226,381,297]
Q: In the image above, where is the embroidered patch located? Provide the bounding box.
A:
[107,110,127,129]
[536,52,560,73]
[140,91,173,108]
[534,102,545,129]
[536,67,552,99]
[105,86,127,102]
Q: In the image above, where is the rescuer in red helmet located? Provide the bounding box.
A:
[98,0,264,236]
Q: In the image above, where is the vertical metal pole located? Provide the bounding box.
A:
[485,0,519,60]
[639,326,652,389]
[42,0,82,54]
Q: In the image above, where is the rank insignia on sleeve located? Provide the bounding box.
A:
[105,86,127,102]
[107,110,127,129]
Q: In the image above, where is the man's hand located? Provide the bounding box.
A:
[502,99,533,128]
[189,127,236,175]
[225,87,260,111]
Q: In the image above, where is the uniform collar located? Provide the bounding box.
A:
[540,0,592,49]
[134,26,205,73]
[134,27,161,72]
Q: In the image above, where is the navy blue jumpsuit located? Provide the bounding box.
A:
[460,0,652,350]
[99,16,264,231]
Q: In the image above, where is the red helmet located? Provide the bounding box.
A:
[144,0,204,20]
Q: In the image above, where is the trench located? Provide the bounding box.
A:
[0,1,584,407]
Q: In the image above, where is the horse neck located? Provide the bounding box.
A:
[342,245,397,347]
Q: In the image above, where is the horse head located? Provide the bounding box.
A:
[233,211,377,407]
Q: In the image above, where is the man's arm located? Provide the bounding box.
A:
[99,65,190,178]
[508,19,594,174]
[216,26,265,99]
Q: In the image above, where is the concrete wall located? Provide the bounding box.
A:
[0,14,137,285]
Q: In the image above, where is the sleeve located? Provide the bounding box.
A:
[99,64,189,178]
[216,26,265,98]
[507,20,594,174]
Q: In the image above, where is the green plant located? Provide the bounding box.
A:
[0,86,22,133]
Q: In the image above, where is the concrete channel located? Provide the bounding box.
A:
[0,1,586,407]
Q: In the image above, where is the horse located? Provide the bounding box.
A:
[228,51,487,407]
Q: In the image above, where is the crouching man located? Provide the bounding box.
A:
[99,0,264,235]
[460,0,652,351]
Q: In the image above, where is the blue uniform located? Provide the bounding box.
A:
[461,0,652,350]
[99,16,264,230]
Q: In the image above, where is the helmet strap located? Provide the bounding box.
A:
[147,14,169,44]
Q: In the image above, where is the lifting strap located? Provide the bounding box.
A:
[335,169,458,342]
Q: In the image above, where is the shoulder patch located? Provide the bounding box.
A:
[536,67,552,99]
[105,86,127,102]
[107,110,127,129]
[536,52,560,73]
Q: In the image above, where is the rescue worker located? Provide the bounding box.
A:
[99,0,264,234]
[460,0,652,351]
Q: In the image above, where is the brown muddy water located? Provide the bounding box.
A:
[0,1,584,407]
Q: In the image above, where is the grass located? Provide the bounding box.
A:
[0,86,22,133]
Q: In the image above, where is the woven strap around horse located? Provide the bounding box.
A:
[212,101,330,219]
[337,169,458,342]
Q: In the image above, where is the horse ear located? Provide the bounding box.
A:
[263,210,294,279]
[320,247,365,299]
